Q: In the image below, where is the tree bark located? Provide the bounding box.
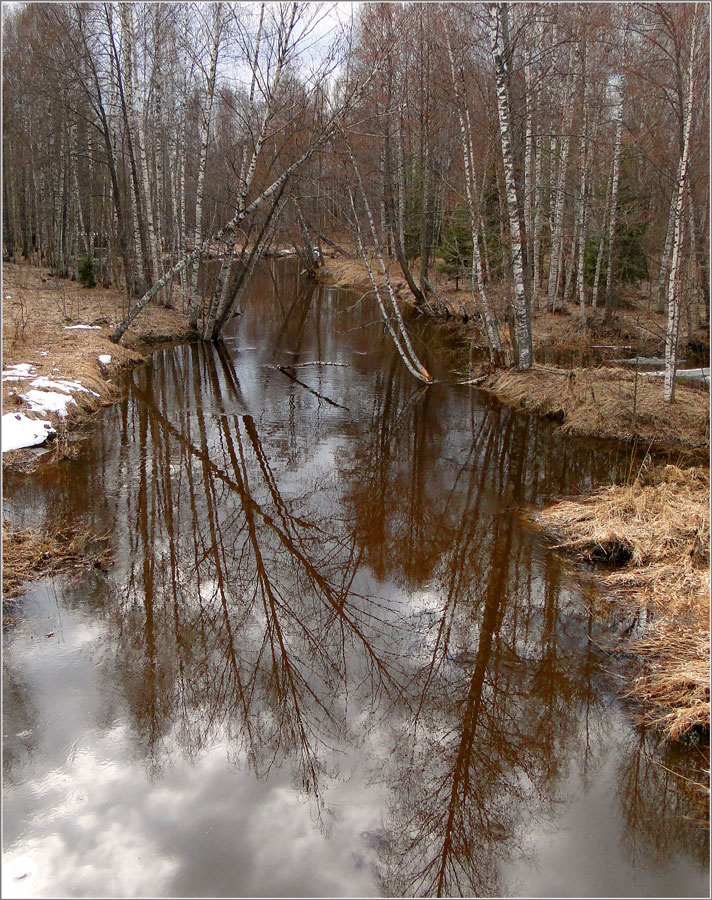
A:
[490,2,532,369]
[189,2,223,327]
[445,22,503,363]
[664,8,698,403]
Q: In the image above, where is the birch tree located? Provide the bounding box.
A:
[188,2,224,327]
[444,19,502,363]
[664,6,699,403]
[490,1,532,369]
[603,17,628,317]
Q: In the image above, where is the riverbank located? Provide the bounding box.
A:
[4,259,710,743]
[2,262,195,609]
[471,366,709,452]
[316,255,710,363]
[532,464,709,741]
[318,254,710,742]
[2,262,195,470]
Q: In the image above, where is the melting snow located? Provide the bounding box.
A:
[62,325,101,330]
[22,390,76,416]
[29,376,99,397]
[98,355,112,365]
[2,413,56,452]
[2,363,37,382]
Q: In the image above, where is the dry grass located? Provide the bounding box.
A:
[3,520,112,618]
[477,366,710,451]
[2,262,195,469]
[533,465,710,740]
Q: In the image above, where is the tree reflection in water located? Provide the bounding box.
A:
[84,324,706,893]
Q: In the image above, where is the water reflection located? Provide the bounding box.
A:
[3,265,708,897]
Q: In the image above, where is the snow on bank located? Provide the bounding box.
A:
[20,377,100,417]
[98,355,112,365]
[640,367,710,384]
[29,376,99,397]
[2,363,37,381]
[2,413,56,452]
[22,390,77,416]
[62,324,102,330]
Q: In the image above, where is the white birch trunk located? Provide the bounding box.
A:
[664,10,698,403]
[592,174,611,310]
[490,2,532,369]
[189,2,223,327]
[575,32,589,320]
[71,123,89,258]
[547,58,574,310]
[152,8,166,301]
[576,108,590,320]
[445,24,502,361]
[604,25,628,306]
[657,195,676,314]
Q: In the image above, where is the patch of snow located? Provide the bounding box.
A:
[2,413,56,452]
[30,376,99,397]
[62,325,101,330]
[640,367,710,383]
[97,355,112,365]
[39,351,49,356]
[2,363,37,382]
[22,390,76,417]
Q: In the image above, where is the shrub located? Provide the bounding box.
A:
[77,255,96,288]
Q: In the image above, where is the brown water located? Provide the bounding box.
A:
[3,262,709,898]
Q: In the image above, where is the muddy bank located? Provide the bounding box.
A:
[531,465,710,741]
[2,262,195,471]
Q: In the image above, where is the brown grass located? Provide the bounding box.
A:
[3,262,195,469]
[3,520,113,618]
[532,465,710,740]
[476,366,710,451]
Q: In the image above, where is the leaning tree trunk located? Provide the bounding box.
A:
[346,134,431,384]
[490,2,532,369]
[664,9,698,403]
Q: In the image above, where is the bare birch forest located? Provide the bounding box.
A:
[3,2,709,390]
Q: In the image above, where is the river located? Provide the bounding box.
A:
[3,261,709,897]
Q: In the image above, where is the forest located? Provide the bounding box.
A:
[2,4,710,897]
[3,2,709,389]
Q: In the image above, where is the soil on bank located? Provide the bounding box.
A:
[2,262,195,471]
